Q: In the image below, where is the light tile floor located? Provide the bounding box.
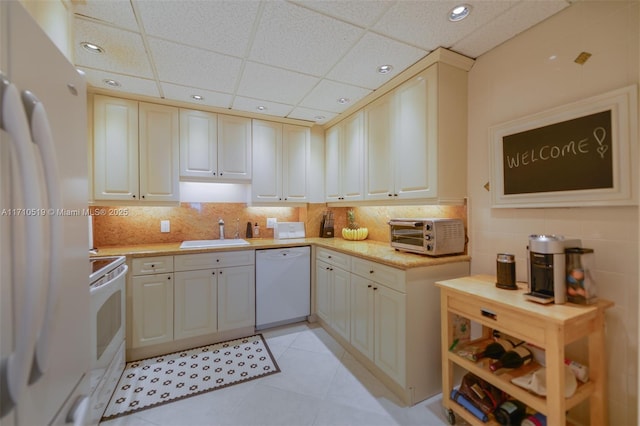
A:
[100,322,452,426]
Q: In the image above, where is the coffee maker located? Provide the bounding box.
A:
[526,235,581,304]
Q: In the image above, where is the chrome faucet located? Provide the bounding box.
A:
[218,218,225,240]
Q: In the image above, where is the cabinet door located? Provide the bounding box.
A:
[217,265,255,331]
[394,68,437,200]
[374,284,406,387]
[139,102,180,202]
[340,110,364,202]
[93,95,139,201]
[315,260,331,323]
[217,114,252,181]
[179,109,217,179]
[131,273,173,347]
[282,124,310,202]
[350,274,374,360]
[331,267,351,342]
[364,93,395,200]
[174,269,217,340]
[251,120,282,202]
[324,125,342,201]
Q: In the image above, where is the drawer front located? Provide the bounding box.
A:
[447,295,545,346]
[132,256,174,275]
[316,247,351,271]
[351,257,405,293]
[175,250,255,271]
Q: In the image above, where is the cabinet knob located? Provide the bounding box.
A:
[220,172,223,176]
[141,195,145,199]
[216,259,220,262]
[212,271,215,275]
[219,270,223,274]
[367,285,372,288]
[369,270,374,274]
[388,194,392,197]
[167,276,171,280]
[373,287,378,290]
[151,264,155,268]
[213,172,216,175]
[394,194,398,197]
[132,194,136,199]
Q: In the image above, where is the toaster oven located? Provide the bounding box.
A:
[389,218,465,256]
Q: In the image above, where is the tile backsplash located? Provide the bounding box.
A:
[91,203,467,247]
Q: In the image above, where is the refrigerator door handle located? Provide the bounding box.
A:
[0,76,46,417]
[22,91,62,384]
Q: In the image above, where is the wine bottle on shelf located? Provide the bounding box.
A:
[489,345,533,371]
[476,338,514,361]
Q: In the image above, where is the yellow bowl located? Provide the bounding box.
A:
[342,228,368,241]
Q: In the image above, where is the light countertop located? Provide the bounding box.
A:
[92,237,470,270]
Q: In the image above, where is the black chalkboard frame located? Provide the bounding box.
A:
[489,85,638,208]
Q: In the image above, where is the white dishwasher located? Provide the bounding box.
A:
[256,246,310,330]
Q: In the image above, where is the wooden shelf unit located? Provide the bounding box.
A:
[436,275,613,426]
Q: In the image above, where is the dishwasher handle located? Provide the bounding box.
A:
[258,247,309,260]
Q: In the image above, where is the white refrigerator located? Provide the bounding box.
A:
[0,1,90,425]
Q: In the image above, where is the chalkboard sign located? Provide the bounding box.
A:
[502,110,612,195]
[490,85,637,208]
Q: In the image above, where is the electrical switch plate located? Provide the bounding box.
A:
[161,220,170,233]
[266,218,277,229]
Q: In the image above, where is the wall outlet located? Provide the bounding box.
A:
[161,220,170,233]
[266,218,277,229]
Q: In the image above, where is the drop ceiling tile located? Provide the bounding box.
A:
[74,18,154,78]
[287,107,337,125]
[249,1,364,76]
[232,96,294,117]
[373,0,514,52]
[72,0,138,31]
[237,62,319,105]
[136,0,260,56]
[452,0,570,58]
[299,80,371,113]
[79,68,160,98]
[290,0,392,28]
[327,32,427,89]
[161,83,233,109]
[149,38,242,93]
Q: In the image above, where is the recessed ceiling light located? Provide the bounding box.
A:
[337,97,350,105]
[191,95,204,101]
[314,115,326,121]
[377,64,393,74]
[81,42,104,54]
[256,105,267,111]
[102,79,120,88]
[449,4,471,22]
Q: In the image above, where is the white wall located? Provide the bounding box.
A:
[467,1,639,424]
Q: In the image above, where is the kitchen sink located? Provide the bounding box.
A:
[179,239,250,249]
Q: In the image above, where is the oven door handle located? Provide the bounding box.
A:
[91,264,129,294]
[388,220,424,227]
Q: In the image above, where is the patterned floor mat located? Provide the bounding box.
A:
[102,334,280,421]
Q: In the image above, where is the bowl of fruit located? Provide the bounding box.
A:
[342,209,368,241]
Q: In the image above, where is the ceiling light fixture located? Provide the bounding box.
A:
[191,95,204,101]
[448,4,471,22]
[256,105,267,111]
[314,115,326,121]
[337,97,350,105]
[81,42,104,54]
[102,79,121,88]
[377,64,393,74]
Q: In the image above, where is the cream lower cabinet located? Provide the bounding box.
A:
[130,256,175,348]
[315,247,470,405]
[315,248,352,342]
[174,269,217,340]
[129,250,255,358]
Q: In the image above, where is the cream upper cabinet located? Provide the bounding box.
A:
[325,110,364,202]
[364,94,394,200]
[179,109,217,179]
[252,120,310,203]
[138,102,180,202]
[93,95,139,201]
[217,114,252,181]
[93,95,179,203]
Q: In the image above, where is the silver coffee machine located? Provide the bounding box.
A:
[526,235,581,304]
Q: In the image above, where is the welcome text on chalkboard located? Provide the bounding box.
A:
[502,110,612,195]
